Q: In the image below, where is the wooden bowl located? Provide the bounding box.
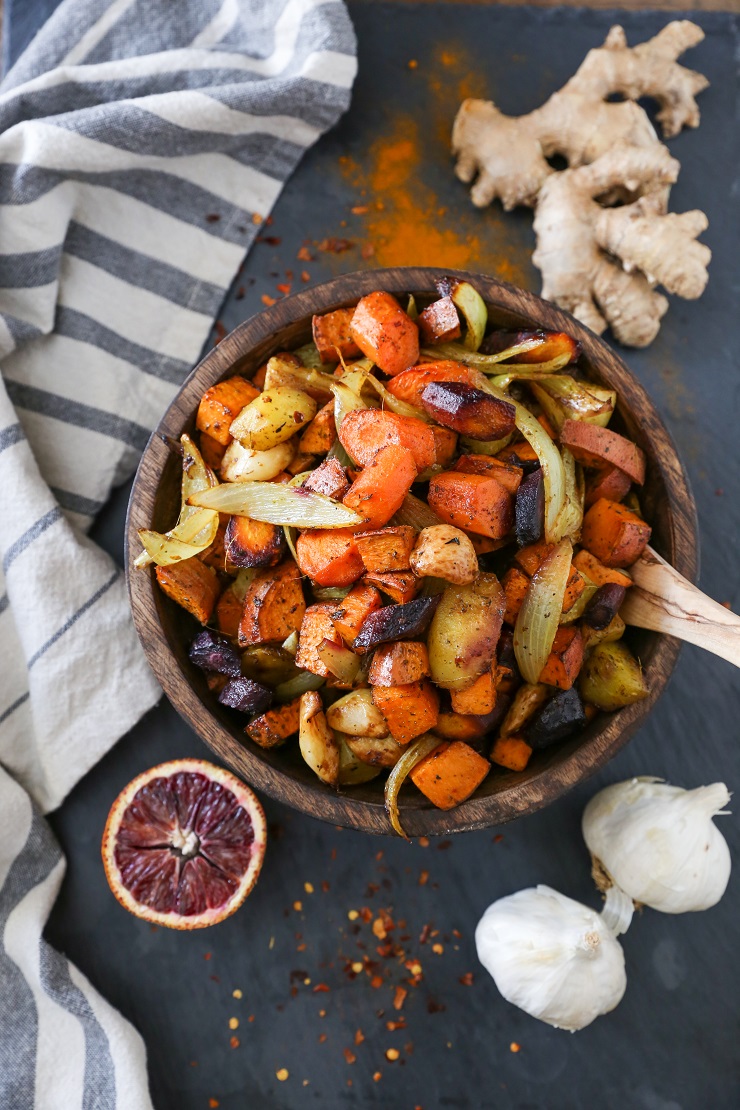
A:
[126,268,697,836]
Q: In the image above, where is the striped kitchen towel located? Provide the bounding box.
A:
[0,1,357,1106]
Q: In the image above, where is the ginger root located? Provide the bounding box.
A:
[452,22,711,347]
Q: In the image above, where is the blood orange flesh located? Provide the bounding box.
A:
[102,759,266,929]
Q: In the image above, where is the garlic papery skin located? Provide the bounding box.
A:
[582,778,732,914]
[475,885,627,1031]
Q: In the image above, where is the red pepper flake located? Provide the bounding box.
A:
[418,870,429,886]
[190,1061,198,1067]
[203,953,212,961]
[405,1042,414,1056]
[721,600,732,609]
[361,242,375,260]
[209,1100,220,1108]
[235,285,245,301]
[248,1015,255,1022]
[494,833,504,843]
[352,205,370,215]
[370,976,384,989]
[459,972,474,986]
[313,983,330,993]
[277,283,291,295]
[321,880,330,892]
[427,998,446,1014]
[301,270,311,283]
[432,943,444,955]
[258,235,282,246]
[205,213,221,223]
[386,1019,406,1031]
[373,1072,382,1083]
[230,1036,240,1049]
[510,1042,521,1053]
[261,294,276,306]
[319,1033,328,1044]
[437,840,452,851]
[317,237,353,254]
[297,246,314,262]
[452,929,462,939]
[418,837,430,848]
[354,1029,365,1046]
[419,925,431,945]
[393,986,407,1011]
[296,943,307,952]
[330,848,337,861]
[372,918,387,940]
[251,213,263,225]
[360,907,373,923]
[343,1048,357,1065]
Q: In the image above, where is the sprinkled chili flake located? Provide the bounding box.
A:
[277,283,291,295]
[371,976,384,989]
[437,840,452,851]
[321,880,330,892]
[258,235,282,246]
[261,294,276,306]
[317,237,353,254]
[209,1100,220,1108]
[494,834,504,843]
[235,285,245,301]
[313,983,330,993]
[408,59,418,69]
[230,1036,240,1049]
[406,961,422,976]
[276,1068,289,1081]
[351,961,363,974]
[297,246,314,262]
[360,906,373,923]
[304,882,314,894]
[352,205,370,215]
[386,1019,406,1031]
[354,1029,365,1046]
[249,1015,255,1022]
[418,870,429,886]
[393,986,407,1011]
[386,1048,400,1062]
[510,1042,521,1053]
[343,1048,357,1065]
[205,213,221,223]
[301,270,311,282]
[459,972,475,986]
[419,924,431,945]
[432,943,444,955]
[373,1072,382,1082]
[293,901,303,912]
[319,1033,328,1044]
[361,242,375,259]
[427,998,446,1014]
[418,837,430,848]
[319,1010,327,1017]
[297,943,307,952]
[204,952,212,961]
[252,213,263,225]
[372,918,387,939]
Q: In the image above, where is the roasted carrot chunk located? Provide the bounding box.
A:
[502,566,531,626]
[418,297,461,344]
[331,583,383,645]
[245,697,301,749]
[466,533,508,557]
[581,498,651,568]
[215,583,243,641]
[515,540,554,576]
[385,361,477,408]
[369,641,430,686]
[490,735,532,772]
[299,401,337,455]
[199,520,228,571]
[450,670,496,715]
[296,603,342,677]
[538,626,584,689]
[312,307,362,363]
[302,457,350,500]
[238,561,306,646]
[295,527,365,588]
[562,567,586,612]
[454,454,523,495]
[355,526,416,573]
[428,471,513,539]
[196,376,260,445]
[497,441,539,469]
[156,559,220,625]
[537,413,557,440]
[199,432,227,470]
[410,740,490,809]
[338,409,436,472]
[585,465,632,509]
[572,549,633,589]
[349,291,419,376]
[431,425,458,468]
[343,444,418,529]
[363,570,419,604]
[372,680,440,744]
[224,515,283,569]
[560,420,646,485]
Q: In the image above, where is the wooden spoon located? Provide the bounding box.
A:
[621,546,740,667]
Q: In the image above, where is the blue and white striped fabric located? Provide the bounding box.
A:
[0,2,356,1106]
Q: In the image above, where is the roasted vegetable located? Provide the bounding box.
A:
[539,626,584,689]
[409,524,478,585]
[295,604,342,676]
[136,434,219,568]
[312,307,362,363]
[317,639,361,685]
[559,420,645,484]
[526,687,586,749]
[439,278,488,351]
[428,471,514,539]
[355,526,416,573]
[350,291,420,376]
[499,683,550,737]
[581,612,626,651]
[245,696,301,748]
[363,570,419,604]
[572,549,632,589]
[372,679,440,743]
[299,401,337,455]
[385,734,441,838]
[239,562,306,647]
[302,457,351,500]
[386,360,478,408]
[229,387,317,452]
[529,378,615,432]
[418,296,462,344]
[420,381,516,441]
[326,688,390,738]
[155,559,220,624]
[585,464,631,509]
[338,408,436,472]
[409,740,490,808]
[189,629,242,677]
[192,477,364,529]
[343,444,418,528]
[296,528,364,588]
[490,735,533,772]
[220,439,295,483]
[196,376,260,445]
[299,691,340,786]
[582,583,627,630]
[450,669,496,715]
[337,739,383,785]
[344,734,404,768]
[218,677,273,715]
[331,583,383,645]
[515,467,545,547]
[579,641,649,711]
[481,328,579,365]
[453,453,523,494]
[581,498,651,568]
[369,641,431,687]
[513,540,573,684]
[428,573,505,691]
[353,594,441,654]
[224,515,284,569]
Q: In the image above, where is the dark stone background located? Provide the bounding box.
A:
[6,4,740,1108]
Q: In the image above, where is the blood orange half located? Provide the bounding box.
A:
[102,759,266,929]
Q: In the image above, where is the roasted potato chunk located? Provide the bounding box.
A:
[579,641,648,711]
[229,387,317,452]
[410,525,478,585]
[427,573,505,691]
[299,691,340,785]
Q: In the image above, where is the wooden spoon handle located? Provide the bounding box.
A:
[621,546,740,668]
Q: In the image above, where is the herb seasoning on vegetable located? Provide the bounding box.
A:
[137,278,652,836]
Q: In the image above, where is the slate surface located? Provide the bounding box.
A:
[6,4,740,1108]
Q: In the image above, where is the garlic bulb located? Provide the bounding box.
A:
[582,778,731,914]
[475,885,627,1031]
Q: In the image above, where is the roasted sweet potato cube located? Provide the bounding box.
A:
[295,528,364,588]
[363,570,419,604]
[490,734,532,772]
[298,401,337,455]
[428,471,513,539]
[330,583,383,645]
[196,376,260,445]
[368,641,430,686]
[409,740,490,809]
[502,566,530,626]
[372,680,439,744]
[421,382,516,441]
[155,559,220,624]
[339,409,436,472]
[560,420,646,485]
[312,307,362,363]
[585,465,631,509]
[431,426,458,468]
[225,515,283,569]
[454,454,523,495]
[286,452,318,476]
[199,432,227,470]
[573,549,633,589]
[238,562,306,646]
[216,583,243,641]
[562,566,586,613]
[302,457,350,501]
[199,520,228,571]
[349,291,420,376]
[497,441,540,471]
[450,669,496,715]
[245,697,301,749]
[581,499,651,568]
[295,603,341,677]
[515,540,554,575]
[418,296,461,344]
[355,526,417,573]
[538,626,584,689]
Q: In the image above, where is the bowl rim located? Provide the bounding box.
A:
[126,266,698,836]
